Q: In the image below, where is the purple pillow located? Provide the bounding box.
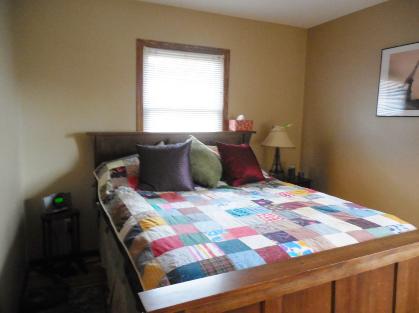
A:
[136,141,194,191]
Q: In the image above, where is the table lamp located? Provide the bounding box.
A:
[262,125,295,179]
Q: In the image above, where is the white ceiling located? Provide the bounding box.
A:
[138,0,386,28]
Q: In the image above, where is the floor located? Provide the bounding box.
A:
[21,256,108,313]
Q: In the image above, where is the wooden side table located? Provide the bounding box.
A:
[285,176,312,188]
[41,208,80,263]
[270,173,312,188]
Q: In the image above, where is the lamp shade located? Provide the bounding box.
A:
[262,125,295,148]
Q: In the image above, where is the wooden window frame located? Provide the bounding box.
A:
[136,39,230,131]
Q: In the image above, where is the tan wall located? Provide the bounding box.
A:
[0,0,25,311]
[302,0,419,226]
[14,0,307,258]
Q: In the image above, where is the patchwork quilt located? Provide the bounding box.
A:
[99,178,416,291]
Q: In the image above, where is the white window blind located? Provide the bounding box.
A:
[143,47,225,132]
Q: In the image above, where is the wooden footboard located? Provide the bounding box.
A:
[139,230,419,313]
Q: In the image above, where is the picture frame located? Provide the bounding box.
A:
[377,42,419,117]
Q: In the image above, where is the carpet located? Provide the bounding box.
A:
[22,257,108,313]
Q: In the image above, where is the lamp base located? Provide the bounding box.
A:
[269,147,284,179]
[269,169,285,180]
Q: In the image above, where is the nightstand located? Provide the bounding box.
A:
[285,176,312,188]
[41,208,80,264]
[270,172,312,188]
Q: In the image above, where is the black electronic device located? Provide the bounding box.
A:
[43,192,72,214]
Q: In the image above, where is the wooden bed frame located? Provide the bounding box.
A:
[88,131,419,313]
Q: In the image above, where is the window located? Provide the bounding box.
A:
[136,39,230,132]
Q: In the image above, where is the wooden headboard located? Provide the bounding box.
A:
[87,131,255,167]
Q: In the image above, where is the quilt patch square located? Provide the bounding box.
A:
[265,231,297,244]
[159,210,183,219]
[313,205,341,213]
[139,216,167,230]
[171,224,199,234]
[303,237,336,252]
[257,213,283,223]
[179,233,211,246]
[145,198,167,207]
[347,230,376,242]
[123,225,143,248]
[150,203,164,213]
[367,227,394,237]
[227,250,266,270]
[305,223,340,235]
[156,246,199,273]
[200,210,243,227]
[365,214,404,227]
[228,226,258,238]
[237,215,265,227]
[184,243,225,261]
[163,215,193,225]
[188,213,212,223]
[286,227,319,240]
[252,223,280,234]
[151,235,184,257]
[252,199,273,207]
[323,233,358,247]
[178,207,202,215]
[329,211,356,221]
[143,225,176,241]
[216,239,251,254]
[274,210,301,219]
[290,217,319,227]
[200,256,235,276]
[340,207,381,218]
[225,208,251,217]
[280,241,314,257]
[256,245,290,263]
[344,202,365,209]
[289,189,316,197]
[277,201,318,210]
[271,220,302,230]
[294,207,361,232]
[252,220,300,234]
[159,203,175,210]
[167,262,206,284]
[239,235,276,249]
[203,229,235,242]
[346,218,380,229]
[383,214,410,225]
[386,224,416,234]
[194,221,223,233]
[171,201,196,209]
[302,193,324,200]
[277,192,296,198]
[120,216,139,239]
[159,192,186,203]
[183,195,210,205]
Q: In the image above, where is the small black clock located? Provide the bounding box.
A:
[43,192,72,214]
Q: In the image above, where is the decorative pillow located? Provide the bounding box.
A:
[187,136,222,188]
[136,141,194,191]
[216,142,265,187]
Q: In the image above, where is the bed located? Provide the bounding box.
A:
[88,131,419,313]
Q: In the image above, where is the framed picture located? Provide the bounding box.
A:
[377,42,419,116]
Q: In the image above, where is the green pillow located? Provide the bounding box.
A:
[187,135,222,188]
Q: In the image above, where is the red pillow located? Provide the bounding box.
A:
[216,143,265,186]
